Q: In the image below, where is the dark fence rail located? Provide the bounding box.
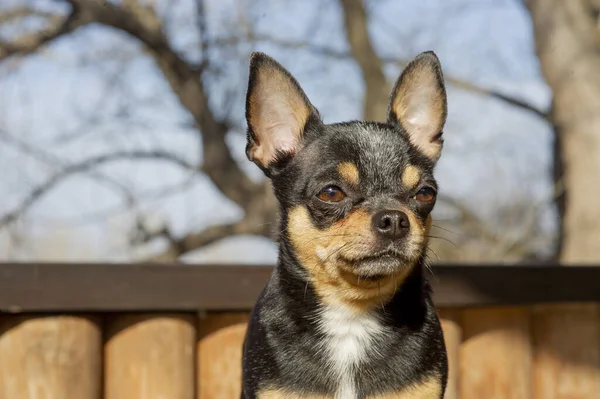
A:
[0,262,599,399]
[0,262,599,312]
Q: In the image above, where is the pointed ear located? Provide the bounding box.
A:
[245,52,319,174]
[388,51,447,162]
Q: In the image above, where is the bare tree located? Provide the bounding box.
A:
[0,0,553,262]
[1,0,277,261]
[525,0,600,263]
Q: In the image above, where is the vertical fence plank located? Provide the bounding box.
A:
[460,307,532,399]
[532,303,600,399]
[105,314,195,399]
[0,315,101,399]
[439,308,462,399]
[197,312,249,399]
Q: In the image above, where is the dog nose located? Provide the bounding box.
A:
[372,210,410,238]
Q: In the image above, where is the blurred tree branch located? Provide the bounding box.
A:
[435,195,551,261]
[0,7,55,23]
[0,0,549,262]
[217,34,550,121]
[343,0,549,121]
[146,218,271,262]
[0,0,276,261]
[524,0,600,262]
[0,7,86,60]
[64,0,259,207]
[339,0,389,120]
[0,150,198,227]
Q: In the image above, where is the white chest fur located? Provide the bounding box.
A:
[318,305,386,399]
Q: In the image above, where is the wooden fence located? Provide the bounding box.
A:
[0,263,599,399]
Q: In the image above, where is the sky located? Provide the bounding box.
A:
[0,0,554,263]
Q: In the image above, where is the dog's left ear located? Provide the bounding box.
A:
[388,51,447,162]
[245,52,320,175]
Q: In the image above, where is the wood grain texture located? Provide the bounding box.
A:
[460,307,532,399]
[439,308,462,399]
[532,303,600,399]
[0,315,101,399]
[197,312,249,399]
[104,314,195,399]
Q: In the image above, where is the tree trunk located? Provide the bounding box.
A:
[526,3,600,397]
[525,0,600,263]
[339,0,389,121]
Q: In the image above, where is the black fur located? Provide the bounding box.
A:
[242,259,447,398]
[241,52,448,398]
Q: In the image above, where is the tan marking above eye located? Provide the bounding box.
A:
[337,162,360,185]
[401,165,421,189]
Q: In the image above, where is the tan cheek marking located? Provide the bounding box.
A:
[287,206,340,299]
[401,165,421,190]
[337,162,360,186]
[424,214,432,236]
[287,206,319,265]
[288,206,373,269]
[368,375,443,398]
[287,206,405,311]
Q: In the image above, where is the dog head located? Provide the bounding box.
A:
[245,51,447,308]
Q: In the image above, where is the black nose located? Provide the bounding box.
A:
[372,210,410,238]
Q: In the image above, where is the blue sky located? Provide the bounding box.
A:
[0,0,554,262]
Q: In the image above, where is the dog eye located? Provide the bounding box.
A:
[317,185,346,202]
[415,187,436,202]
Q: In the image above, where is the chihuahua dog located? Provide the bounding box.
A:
[241,51,448,399]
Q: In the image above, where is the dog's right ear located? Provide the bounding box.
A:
[245,52,320,176]
[387,51,447,163]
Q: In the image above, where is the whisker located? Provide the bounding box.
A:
[423,256,435,277]
[304,278,309,301]
[414,233,458,248]
[430,224,461,236]
[427,235,458,248]
[323,241,353,263]
[302,241,357,304]
[378,281,386,315]
[427,247,440,262]
[253,222,273,227]
[320,233,361,237]
[432,217,462,223]
[295,233,363,248]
